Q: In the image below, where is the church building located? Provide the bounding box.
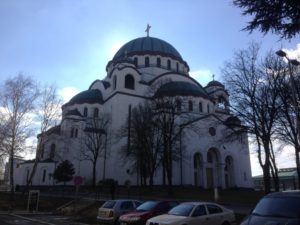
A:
[14,31,253,189]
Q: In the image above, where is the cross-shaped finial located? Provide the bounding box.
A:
[145,24,151,37]
[212,74,215,81]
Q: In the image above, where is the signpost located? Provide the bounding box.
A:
[73,176,83,203]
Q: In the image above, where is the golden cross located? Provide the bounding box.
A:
[145,24,151,37]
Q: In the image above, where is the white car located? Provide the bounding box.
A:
[146,202,236,225]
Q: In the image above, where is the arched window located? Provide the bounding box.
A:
[134,57,138,67]
[176,62,179,72]
[194,153,203,187]
[94,108,99,118]
[42,169,46,182]
[75,128,78,138]
[207,152,213,163]
[167,60,171,70]
[113,76,117,90]
[199,102,203,112]
[157,57,161,67]
[83,107,88,117]
[217,96,226,109]
[207,104,210,113]
[70,128,74,137]
[125,74,135,90]
[189,100,193,112]
[145,57,149,67]
[50,144,55,159]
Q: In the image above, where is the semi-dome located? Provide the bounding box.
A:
[206,80,225,88]
[154,81,209,98]
[113,37,183,61]
[67,89,103,106]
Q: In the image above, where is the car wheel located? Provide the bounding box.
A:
[221,222,230,225]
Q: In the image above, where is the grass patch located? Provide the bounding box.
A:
[0,192,70,211]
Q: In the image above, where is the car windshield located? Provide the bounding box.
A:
[136,201,158,211]
[168,203,194,216]
[252,196,300,218]
[102,200,116,209]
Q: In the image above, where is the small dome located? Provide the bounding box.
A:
[225,116,241,126]
[154,81,209,98]
[206,80,224,88]
[68,89,103,105]
[113,37,183,61]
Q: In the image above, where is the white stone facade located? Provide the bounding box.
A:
[14,36,253,189]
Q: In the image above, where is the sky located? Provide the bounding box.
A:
[0,0,299,176]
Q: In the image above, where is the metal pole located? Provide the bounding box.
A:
[103,132,107,180]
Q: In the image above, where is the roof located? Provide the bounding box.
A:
[253,168,298,179]
[154,81,209,98]
[206,80,225,88]
[113,36,182,61]
[38,125,61,138]
[67,89,103,106]
[65,109,82,117]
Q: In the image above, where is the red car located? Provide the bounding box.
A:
[119,200,178,225]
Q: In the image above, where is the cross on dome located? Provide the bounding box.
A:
[145,24,151,37]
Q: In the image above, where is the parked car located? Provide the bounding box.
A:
[240,190,300,225]
[119,200,178,225]
[97,199,142,224]
[146,202,236,225]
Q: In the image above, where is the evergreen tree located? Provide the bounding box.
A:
[233,0,300,39]
[53,160,75,185]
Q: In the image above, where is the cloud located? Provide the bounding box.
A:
[283,43,300,60]
[189,69,213,86]
[58,86,80,103]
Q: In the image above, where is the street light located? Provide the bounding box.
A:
[276,49,300,142]
[276,49,300,189]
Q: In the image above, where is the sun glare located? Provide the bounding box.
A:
[109,41,125,59]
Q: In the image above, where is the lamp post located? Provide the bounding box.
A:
[276,50,300,189]
[276,50,300,137]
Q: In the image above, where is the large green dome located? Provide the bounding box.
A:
[113,37,183,61]
[68,89,103,105]
[154,81,209,98]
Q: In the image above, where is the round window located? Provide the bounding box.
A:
[209,127,216,136]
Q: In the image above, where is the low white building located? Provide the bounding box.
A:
[14,35,253,189]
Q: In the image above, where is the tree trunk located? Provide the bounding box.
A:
[92,162,96,188]
[9,154,15,201]
[295,146,300,189]
[262,162,271,194]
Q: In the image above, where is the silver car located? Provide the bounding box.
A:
[97,199,142,224]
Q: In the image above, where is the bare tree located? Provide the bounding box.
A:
[26,84,62,190]
[118,80,198,190]
[119,102,163,187]
[222,43,283,193]
[275,62,300,189]
[82,115,109,188]
[149,80,199,191]
[0,74,39,200]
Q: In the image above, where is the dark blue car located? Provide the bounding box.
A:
[240,191,300,225]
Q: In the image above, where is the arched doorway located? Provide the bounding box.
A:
[193,153,203,187]
[224,156,235,188]
[206,148,220,188]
